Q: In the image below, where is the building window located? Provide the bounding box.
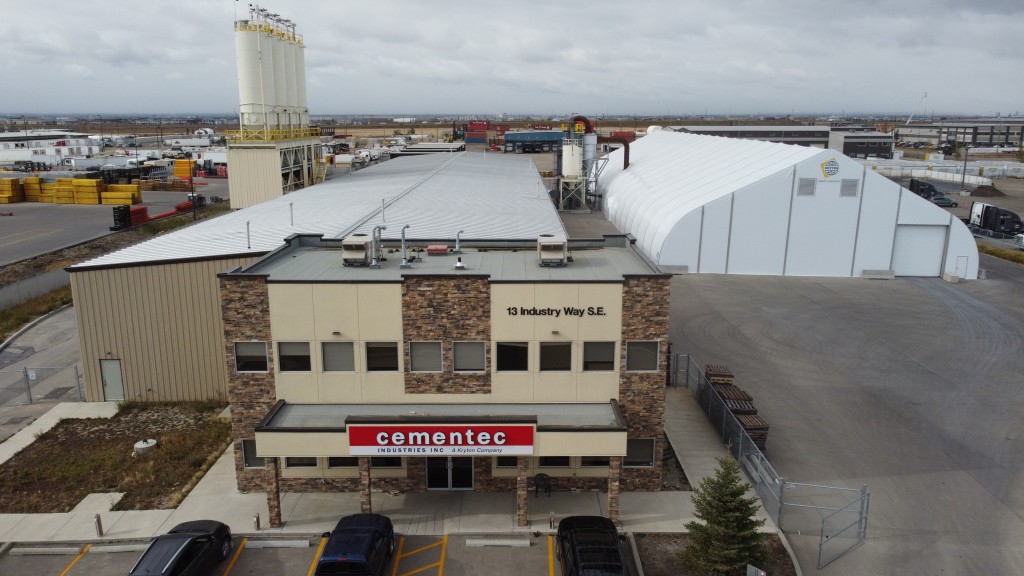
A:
[241,439,265,469]
[328,457,358,468]
[370,456,402,468]
[539,456,571,468]
[581,456,610,467]
[453,341,486,372]
[278,342,311,372]
[539,342,571,371]
[797,178,816,196]
[495,456,518,468]
[366,342,399,372]
[496,342,528,371]
[624,439,655,468]
[583,342,615,371]
[840,179,860,197]
[626,341,659,371]
[322,342,355,372]
[410,342,442,372]
[234,341,268,372]
[285,456,317,468]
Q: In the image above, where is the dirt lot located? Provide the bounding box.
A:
[0,402,229,513]
[635,532,797,576]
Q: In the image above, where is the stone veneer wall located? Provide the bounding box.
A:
[619,276,670,490]
[220,275,276,493]
[277,459,427,494]
[402,276,491,394]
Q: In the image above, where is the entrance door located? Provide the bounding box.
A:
[425,457,473,490]
[99,359,125,401]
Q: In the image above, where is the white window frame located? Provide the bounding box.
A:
[409,341,443,373]
[453,341,486,372]
[625,341,659,372]
[322,341,355,372]
[234,341,268,373]
[277,341,311,372]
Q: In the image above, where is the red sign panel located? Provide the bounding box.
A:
[348,424,534,456]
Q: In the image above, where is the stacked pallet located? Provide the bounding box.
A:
[101,184,141,205]
[736,415,769,451]
[706,363,770,452]
[54,178,76,204]
[72,179,103,204]
[0,178,24,204]
[22,177,41,202]
[173,159,195,180]
[39,182,56,203]
[705,364,735,384]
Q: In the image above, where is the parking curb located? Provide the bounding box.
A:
[0,542,12,560]
[626,532,645,576]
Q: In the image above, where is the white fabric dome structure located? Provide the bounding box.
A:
[597,131,978,279]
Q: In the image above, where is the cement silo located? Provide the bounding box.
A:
[294,35,307,127]
[234,18,273,130]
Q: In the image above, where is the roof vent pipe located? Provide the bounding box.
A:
[400,225,411,269]
[455,230,464,253]
[370,224,387,268]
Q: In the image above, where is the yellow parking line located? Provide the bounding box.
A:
[401,561,442,576]
[399,539,444,558]
[548,535,555,576]
[391,537,405,576]
[307,536,328,576]
[437,534,447,576]
[221,537,247,575]
[59,543,91,576]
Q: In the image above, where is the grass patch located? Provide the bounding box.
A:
[0,402,230,513]
[978,242,1024,265]
[0,285,72,342]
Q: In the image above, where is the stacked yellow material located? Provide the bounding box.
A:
[22,177,41,202]
[72,179,105,205]
[101,183,142,205]
[0,178,24,204]
[55,178,76,204]
[39,182,56,203]
[173,160,195,178]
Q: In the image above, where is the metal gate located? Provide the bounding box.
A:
[0,365,84,406]
[670,353,869,569]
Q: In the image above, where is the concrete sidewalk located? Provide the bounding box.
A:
[0,387,776,544]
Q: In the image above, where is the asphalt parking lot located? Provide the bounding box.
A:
[0,533,585,576]
[669,255,1024,575]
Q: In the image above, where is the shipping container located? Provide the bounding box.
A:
[465,131,488,139]
[467,121,489,131]
[465,138,487,144]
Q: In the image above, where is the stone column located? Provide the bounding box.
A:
[516,456,529,527]
[608,456,622,526]
[359,457,372,513]
[267,457,282,527]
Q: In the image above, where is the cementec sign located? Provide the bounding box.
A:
[348,424,535,456]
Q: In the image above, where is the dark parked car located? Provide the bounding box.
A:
[556,515,630,576]
[316,513,395,576]
[129,520,231,575]
[931,196,958,207]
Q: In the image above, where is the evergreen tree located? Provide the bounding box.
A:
[679,455,767,575]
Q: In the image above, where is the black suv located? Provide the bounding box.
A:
[556,515,630,576]
[128,520,232,575]
[316,513,396,576]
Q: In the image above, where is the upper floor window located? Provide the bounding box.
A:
[410,342,442,372]
[234,341,268,372]
[453,341,486,372]
[322,341,355,372]
[539,342,571,371]
[583,342,615,371]
[366,342,399,372]
[496,342,528,372]
[625,341,659,371]
[278,342,311,372]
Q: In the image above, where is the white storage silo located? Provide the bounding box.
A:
[294,39,308,127]
[271,30,287,129]
[562,142,584,178]
[283,36,297,128]
[234,20,265,129]
[258,26,278,128]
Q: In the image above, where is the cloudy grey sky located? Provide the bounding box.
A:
[1,0,1021,117]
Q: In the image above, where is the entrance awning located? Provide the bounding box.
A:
[254,400,628,458]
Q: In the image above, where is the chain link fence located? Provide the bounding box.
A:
[670,353,869,569]
[0,365,83,406]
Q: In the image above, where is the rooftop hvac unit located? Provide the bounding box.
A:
[341,233,371,266]
[537,234,568,267]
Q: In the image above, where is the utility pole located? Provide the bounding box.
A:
[960,145,969,192]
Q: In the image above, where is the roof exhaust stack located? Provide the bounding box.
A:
[455,230,464,253]
[370,225,387,268]
[454,256,465,270]
[400,225,411,269]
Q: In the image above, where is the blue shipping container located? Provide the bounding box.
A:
[503,130,564,143]
[465,138,487,143]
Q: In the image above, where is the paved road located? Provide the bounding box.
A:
[0,306,82,441]
[669,260,1024,574]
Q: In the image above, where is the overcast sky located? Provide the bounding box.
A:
[2,0,1022,117]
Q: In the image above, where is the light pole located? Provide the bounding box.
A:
[960,143,969,193]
